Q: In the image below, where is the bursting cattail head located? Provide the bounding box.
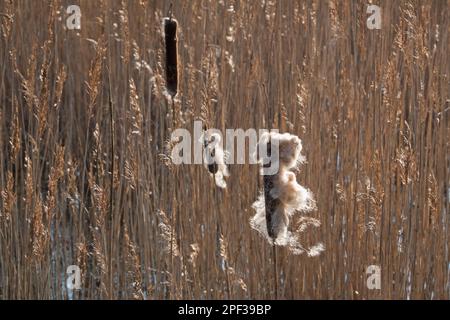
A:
[251,132,323,256]
[200,132,229,189]
[163,17,178,97]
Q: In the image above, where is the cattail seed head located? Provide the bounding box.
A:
[251,132,322,255]
[163,17,178,97]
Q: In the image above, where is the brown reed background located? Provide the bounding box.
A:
[0,0,449,299]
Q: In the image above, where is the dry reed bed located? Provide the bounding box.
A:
[0,0,449,299]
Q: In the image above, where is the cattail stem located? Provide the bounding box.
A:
[263,141,279,299]
[165,13,180,297]
[264,174,279,299]
[164,5,179,296]
[273,244,278,299]
[170,207,175,298]
[107,67,115,299]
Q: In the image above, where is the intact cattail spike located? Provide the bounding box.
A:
[163,16,178,97]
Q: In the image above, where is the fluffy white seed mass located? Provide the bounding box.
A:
[256,131,305,173]
[250,132,324,256]
[271,170,315,211]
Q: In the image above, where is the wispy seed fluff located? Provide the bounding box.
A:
[250,132,324,256]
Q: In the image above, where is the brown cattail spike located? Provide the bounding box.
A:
[207,148,219,174]
[201,132,229,188]
[163,17,178,97]
[263,141,279,240]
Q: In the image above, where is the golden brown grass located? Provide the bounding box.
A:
[0,0,449,299]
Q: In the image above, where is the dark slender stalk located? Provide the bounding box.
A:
[107,67,115,299]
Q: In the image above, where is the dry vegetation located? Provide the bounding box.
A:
[0,0,449,299]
